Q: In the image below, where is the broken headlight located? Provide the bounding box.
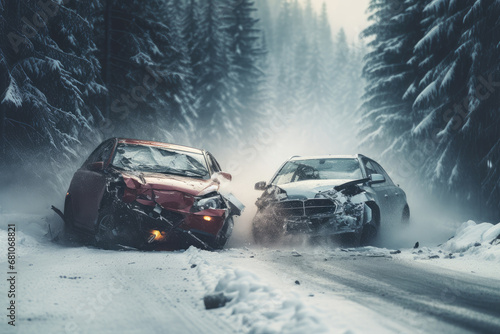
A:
[193,195,223,212]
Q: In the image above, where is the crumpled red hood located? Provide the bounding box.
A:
[120,171,218,196]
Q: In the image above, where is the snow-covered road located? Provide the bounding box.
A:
[1,214,500,334]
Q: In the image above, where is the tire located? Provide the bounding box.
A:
[94,206,120,249]
[252,212,285,245]
[252,215,283,245]
[95,204,145,249]
[212,216,234,250]
[360,224,377,246]
[360,203,379,246]
[401,205,410,224]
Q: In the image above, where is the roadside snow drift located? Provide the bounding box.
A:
[441,221,500,261]
[187,247,329,334]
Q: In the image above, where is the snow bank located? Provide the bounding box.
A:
[0,229,42,263]
[213,269,327,334]
[387,220,500,279]
[186,247,329,334]
[0,213,50,262]
[441,221,500,261]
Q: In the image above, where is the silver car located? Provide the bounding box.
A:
[252,155,410,245]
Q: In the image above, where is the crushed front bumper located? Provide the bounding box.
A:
[128,201,227,250]
[283,213,363,236]
[269,200,371,237]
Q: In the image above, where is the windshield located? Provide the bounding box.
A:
[111,144,210,179]
[272,158,363,185]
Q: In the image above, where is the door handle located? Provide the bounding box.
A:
[384,194,389,199]
[395,193,399,196]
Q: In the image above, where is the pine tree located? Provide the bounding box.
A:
[255,0,274,53]
[331,28,350,116]
[95,0,193,141]
[361,0,500,218]
[161,0,198,141]
[190,0,239,144]
[411,0,500,217]
[0,0,103,177]
[301,38,331,127]
[224,0,265,125]
[359,0,425,156]
[462,0,500,216]
[274,0,293,58]
[318,3,332,55]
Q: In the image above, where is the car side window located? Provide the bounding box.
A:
[207,153,221,173]
[363,160,378,177]
[99,141,115,164]
[84,143,105,166]
[83,140,115,167]
[373,161,395,186]
[212,156,222,172]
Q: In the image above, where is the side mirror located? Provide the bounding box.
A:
[255,181,267,191]
[370,173,385,184]
[218,172,232,182]
[88,161,104,172]
[211,172,232,183]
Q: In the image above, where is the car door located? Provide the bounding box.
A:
[361,158,393,223]
[68,139,116,230]
[372,161,406,222]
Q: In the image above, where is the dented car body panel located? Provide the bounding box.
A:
[252,155,409,245]
[62,138,244,250]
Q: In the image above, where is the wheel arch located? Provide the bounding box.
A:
[365,201,381,227]
[402,204,410,224]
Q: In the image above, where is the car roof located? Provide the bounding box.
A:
[289,154,367,161]
[116,138,205,154]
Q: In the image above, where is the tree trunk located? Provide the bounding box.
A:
[103,0,112,118]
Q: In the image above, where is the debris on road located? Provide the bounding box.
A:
[203,292,231,310]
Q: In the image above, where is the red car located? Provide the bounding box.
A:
[55,138,244,250]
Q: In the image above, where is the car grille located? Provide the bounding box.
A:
[274,201,304,216]
[274,199,336,217]
[305,199,336,215]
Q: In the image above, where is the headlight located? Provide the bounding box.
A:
[193,195,223,212]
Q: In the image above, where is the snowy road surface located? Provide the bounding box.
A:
[1,214,500,334]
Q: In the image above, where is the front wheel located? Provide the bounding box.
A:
[252,215,283,245]
[211,216,234,250]
[360,224,377,246]
[94,207,120,249]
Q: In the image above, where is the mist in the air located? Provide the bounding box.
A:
[215,114,463,250]
[0,0,474,252]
